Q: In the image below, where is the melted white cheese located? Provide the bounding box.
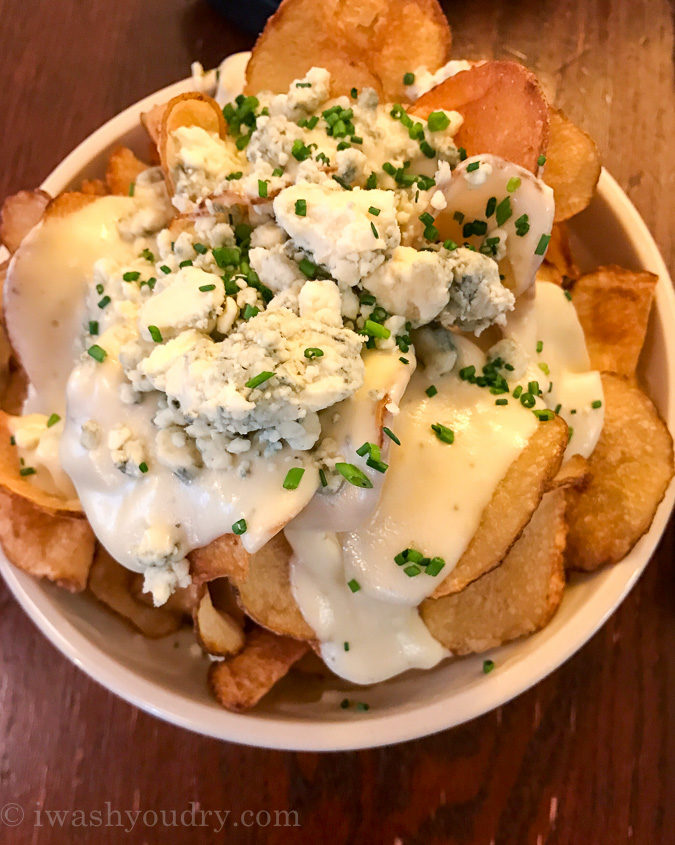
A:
[505,281,604,459]
[287,340,538,684]
[5,196,138,415]
[60,357,319,566]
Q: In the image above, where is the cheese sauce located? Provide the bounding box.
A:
[5,196,138,415]
[287,338,537,683]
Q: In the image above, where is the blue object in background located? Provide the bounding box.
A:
[207,0,282,34]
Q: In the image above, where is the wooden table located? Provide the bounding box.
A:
[0,1,672,842]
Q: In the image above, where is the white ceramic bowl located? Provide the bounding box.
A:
[1,75,674,751]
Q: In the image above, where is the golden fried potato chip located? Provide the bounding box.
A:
[0,189,50,253]
[432,415,568,597]
[80,178,108,196]
[571,265,658,378]
[422,489,566,653]
[0,411,93,591]
[545,223,579,281]
[189,533,250,584]
[208,626,310,712]
[43,191,98,220]
[547,453,589,492]
[194,588,245,657]
[88,547,184,637]
[159,93,226,193]
[544,108,601,222]
[231,532,314,640]
[0,359,28,415]
[245,0,450,101]
[409,61,549,172]
[105,147,148,196]
[566,374,674,571]
[141,102,166,147]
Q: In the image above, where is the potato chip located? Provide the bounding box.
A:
[544,108,601,222]
[566,374,673,571]
[80,178,108,196]
[409,61,549,172]
[0,358,28,415]
[88,547,184,637]
[194,588,245,657]
[245,0,450,101]
[572,265,658,378]
[422,489,566,653]
[0,189,50,253]
[141,102,166,147]
[432,415,568,597]
[547,453,589,492]
[159,93,226,193]
[545,223,579,281]
[105,147,148,196]
[231,532,314,640]
[43,191,98,220]
[189,533,250,584]
[208,626,310,712]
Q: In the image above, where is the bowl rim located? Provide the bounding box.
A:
[1,73,674,751]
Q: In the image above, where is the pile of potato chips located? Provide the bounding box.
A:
[0,0,671,712]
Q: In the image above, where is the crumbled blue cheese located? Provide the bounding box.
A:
[274,183,400,285]
[107,424,146,477]
[138,266,225,339]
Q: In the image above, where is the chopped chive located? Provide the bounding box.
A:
[298,257,318,279]
[272,167,284,177]
[383,427,400,445]
[213,245,241,268]
[403,72,415,85]
[426,557,445,577]
[533,409,555,421]
[537,154,547,166]
[520,392,536,408]
[123,271,140,282]
[368,206,380,216]
[515,213,530,236]
[160,265,171,274]
[138,461,149,473]
[458,147,467,161]
[370,221,379,239]
[245,371,274,389]
[483,659,495,674]
[426,385,437,398]
[535,233,551,255]
[466,161,480,173]
[495,196,512,226]
[362,320,390,339]
[87,344,106,363]
[591,399,602,409]
[283,467,305,490]
[128,182,135,196]
[536,340,543,354]
[241,304,259,321]
[258,179,268,198]
[350,87,358,99]
[443,239,458,251]
[232,518,247,535]
[347,578,361,592]
[336,462,373,489]
[199,284,216,292]
[538,362,550,375]
[331,174,353,191]
[179,259,193,268]
[319,468,327,487]
[564,290,572,301]
[506,176,521,192]
[431,422,454,444]
[399,356,409,365]
[365,172,377,189]
[304,347,323,359]
[225,171,243,180]
[340,698,350,709]
[9,436,15,446]
[355,702,370,712]
[88,320,99,335]
[294,198,307,216]
[495,398,508,406]
[403,564,421,577]
[148,325,163,343]
[19,466,36,477]
[47,413,61,428]
[453,210,465,224]
[141,247,155,261]
[193,242,207,254]
[344,641,350,651]
[513,384,523,399]
[419,141,436,158]
[427,110,450,132]
[97,295,110,309]
[485,196,497,217]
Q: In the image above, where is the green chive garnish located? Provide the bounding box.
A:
[336,462,373,489]
[495,196,512,226]
[199,284,216,292]
[427,110,450,132]
[295,198,307,216]
[19,466,36,477]
[362,320,390,339]
[298,257,318,279]
[160,265,171,274]
[370,221,379,239]
[245,371,274,389]
[426,557,445,577]
[591,399,602,409]
[483,659,495,674]
[258,179,268,198]
[128,182,135,196]
[426,385,437,398]
[148,325,162,343]
[368,206,380,216]
[431,422,454,444]
[47,413,61,428]
[382,427,400,445]
[139,461,149,473]
[304,347,323,359]
[232,519,247,535]
[87,345,107,363]
[506,176,521,192]
[283,467,305,490]
[241,303,259,320]
[537,154,547,166]
[536,340,543,353]
[347,578,361,592]
[403,72,415,85]
[88,320,99,335]
[466,161,480,172]
[97,296,111,309]
[123,271,140,282]
[535,233,551,255]
[193,243,207,254]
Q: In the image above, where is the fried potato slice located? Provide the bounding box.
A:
[545,223,579,281]
[80,178,108,196]
[245,0,451,101]
[105,147,148,196]
[421,489,566,654]
[544,108,601,222]
[159,93,226,193]
[0,359,28,415]
[194,588,245,657]
[43,191,98,220]
[88,547,184,637]
[571,265,658,378]
[547,453,589,492]
[231,532,314,640]
[189,533,250,584]
[208,626,310,712]
[409,61,549,172]
[432,415,568,598]
[565,374,674,571]
[141,102,166,147]
[0,411,93,590]
[0,189,50,253]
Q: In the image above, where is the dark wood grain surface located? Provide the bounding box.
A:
[0,1,673,842]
